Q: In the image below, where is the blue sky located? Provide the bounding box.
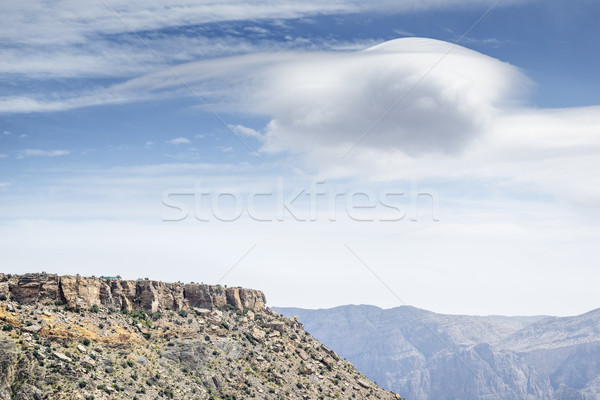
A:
[1,0,600,316]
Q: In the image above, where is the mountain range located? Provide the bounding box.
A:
[275,305,600,400]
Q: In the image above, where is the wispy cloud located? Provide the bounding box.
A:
[0,0,527,83]
[17,149,70,158]
[1,0,517,47]
[393,28,415,37]
[166,137,191,145]
[228,124,264,140]
[244,26,270,35]
[461,37,512,47]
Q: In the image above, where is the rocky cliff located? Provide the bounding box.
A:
[0,273,265,313]
[0,274,402,400]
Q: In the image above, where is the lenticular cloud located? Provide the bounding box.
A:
[256,38,529,156]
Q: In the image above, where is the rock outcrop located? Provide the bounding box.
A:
[0,275,401,400]
[0,273,265,313]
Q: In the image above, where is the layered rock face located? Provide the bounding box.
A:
[0,273,265,313]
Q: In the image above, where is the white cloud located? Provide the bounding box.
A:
[228,124,264,140]
[166,137,191,145]
[18,149,70,158]
[145,141,155,148]
[393,28,415,37]
[244,26,269,35]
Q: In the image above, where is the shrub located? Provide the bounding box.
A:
[90,304,99,313]
[150,312,162,321]
[79,381,87,388]
[0,294,7,301]
[82,338,91,346]
[2,324,13,331]
[178,310,188,318]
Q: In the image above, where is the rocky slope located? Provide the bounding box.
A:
[0,274,402,400]
[276,305,600,400]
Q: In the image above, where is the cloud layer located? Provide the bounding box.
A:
[1,0,524,81]
[4,36,599,208]
[1,0,518,46]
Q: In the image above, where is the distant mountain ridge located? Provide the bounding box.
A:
[275,305,600,400]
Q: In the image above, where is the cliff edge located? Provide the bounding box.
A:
[0,273,265,313]
[0,273,403,400]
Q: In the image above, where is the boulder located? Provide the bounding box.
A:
[81,355,96,367]
[252,328,266,342]
[22,324,43,333]
[357,378,371,389]
[53,351,72,362]
[296,349,309,361]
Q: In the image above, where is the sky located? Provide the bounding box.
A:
[1,0,600,317]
